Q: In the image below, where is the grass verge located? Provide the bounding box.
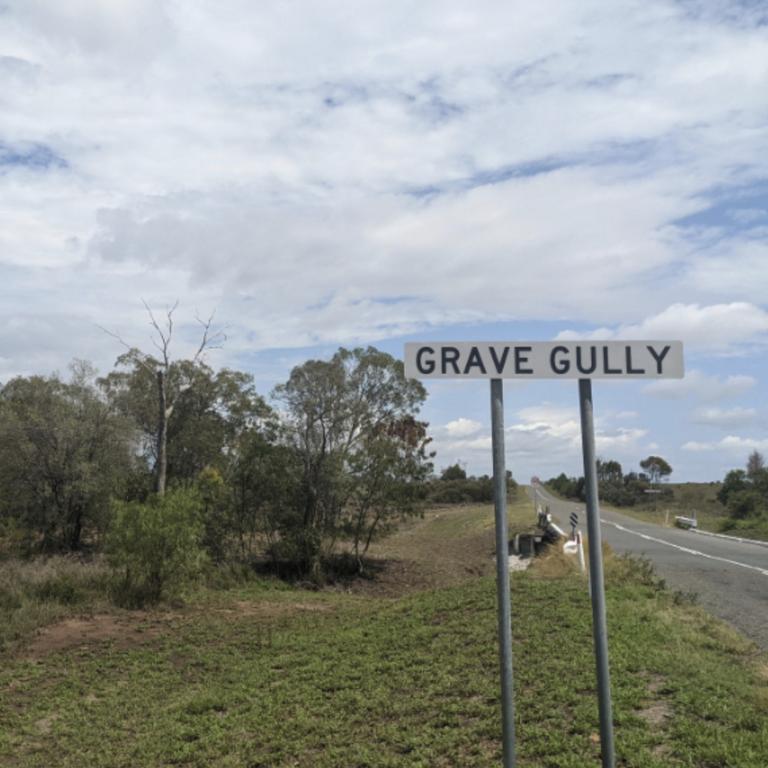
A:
[1,499,765,767]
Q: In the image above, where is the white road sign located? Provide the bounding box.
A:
[404,341,683,380]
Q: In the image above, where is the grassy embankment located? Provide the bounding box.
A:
[627,482,768,541]
[603,483,728,530]
[1,498,766,767]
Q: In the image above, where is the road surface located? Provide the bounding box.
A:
[532,485,768,649]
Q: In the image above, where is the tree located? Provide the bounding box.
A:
[596,459,623,484]
[639,455,672,485]
[717,457,768,524]
[223,424,301,561]
[726,489,762,520]
[99,302,231,495]
[347,416,432,571]
[273,346,430,577]
[746,450,765,480]
[717,469,747,506]
[0,362,133,551]
[440,463,467,481]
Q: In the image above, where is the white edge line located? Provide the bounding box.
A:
[690,528,768,549]
[601,519,768,578]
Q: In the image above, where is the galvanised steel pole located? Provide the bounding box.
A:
[490,378,516,767]
[578,378,616,768]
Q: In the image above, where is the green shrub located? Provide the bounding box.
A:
[427,475,516,504]
[727,489,765,519]
[107,489,207,607]
[32,575,86,605]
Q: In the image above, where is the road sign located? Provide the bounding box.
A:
[405,339,685,768]
[404,341,683,380]
[570,512,579,528]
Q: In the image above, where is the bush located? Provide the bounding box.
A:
[107,489,206,607]
[427,474,516,505]
[727,489,764,520]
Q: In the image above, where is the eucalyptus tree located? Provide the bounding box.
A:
[99,302,239,494]
[100,355,271,493]
[346,415,433,572]
[274,346,431,577]
[639,455,672,485]
[0,361,133,551]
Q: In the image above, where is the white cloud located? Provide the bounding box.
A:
[432,401,647,476]
[682,436,768,453]
[556,302,768,353]
[644,370,756,401]
[0,0,767,386]
[692,406,759,429]
[444,417,483,438]
[685,238,768,307]
[595,428,649,452]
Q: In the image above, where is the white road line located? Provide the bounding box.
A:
[601,519,768,578]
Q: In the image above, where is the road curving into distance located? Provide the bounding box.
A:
[531,485,768,650]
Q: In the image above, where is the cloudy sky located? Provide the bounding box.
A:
[2,0,767,481]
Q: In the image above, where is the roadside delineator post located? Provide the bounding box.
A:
[403,340,684,768]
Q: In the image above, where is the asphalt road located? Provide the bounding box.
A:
[532,486,768,649]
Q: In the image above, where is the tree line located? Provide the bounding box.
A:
[548,450,768,535]
[546,455,672,507]
[427,463,517,505]
[0,311,436,600]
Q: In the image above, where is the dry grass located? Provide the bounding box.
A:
[528,544,583,580]
[0,555,112,653]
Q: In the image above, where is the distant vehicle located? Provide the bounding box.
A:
[531,475,540,485]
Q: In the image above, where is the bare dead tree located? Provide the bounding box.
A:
[99,301,226,495]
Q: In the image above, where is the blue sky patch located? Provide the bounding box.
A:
[672,180,768,240]
[0,141,67,171]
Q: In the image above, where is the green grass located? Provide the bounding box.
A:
[406,494,537,542]
[1,502,766,767]
[1,568,766,767]
[627,482,768,542]
[719,515,768,541]
[614,483,730,532]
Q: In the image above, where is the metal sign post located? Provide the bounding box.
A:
[404,339,683,767]
[578,378,616,768]
[490,378,516,767]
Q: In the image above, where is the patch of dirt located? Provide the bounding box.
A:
[637,674,673,728]
[34,713,59,734]
[23,600,335,660]
[637,700,672,727]
[23,612,179,659]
